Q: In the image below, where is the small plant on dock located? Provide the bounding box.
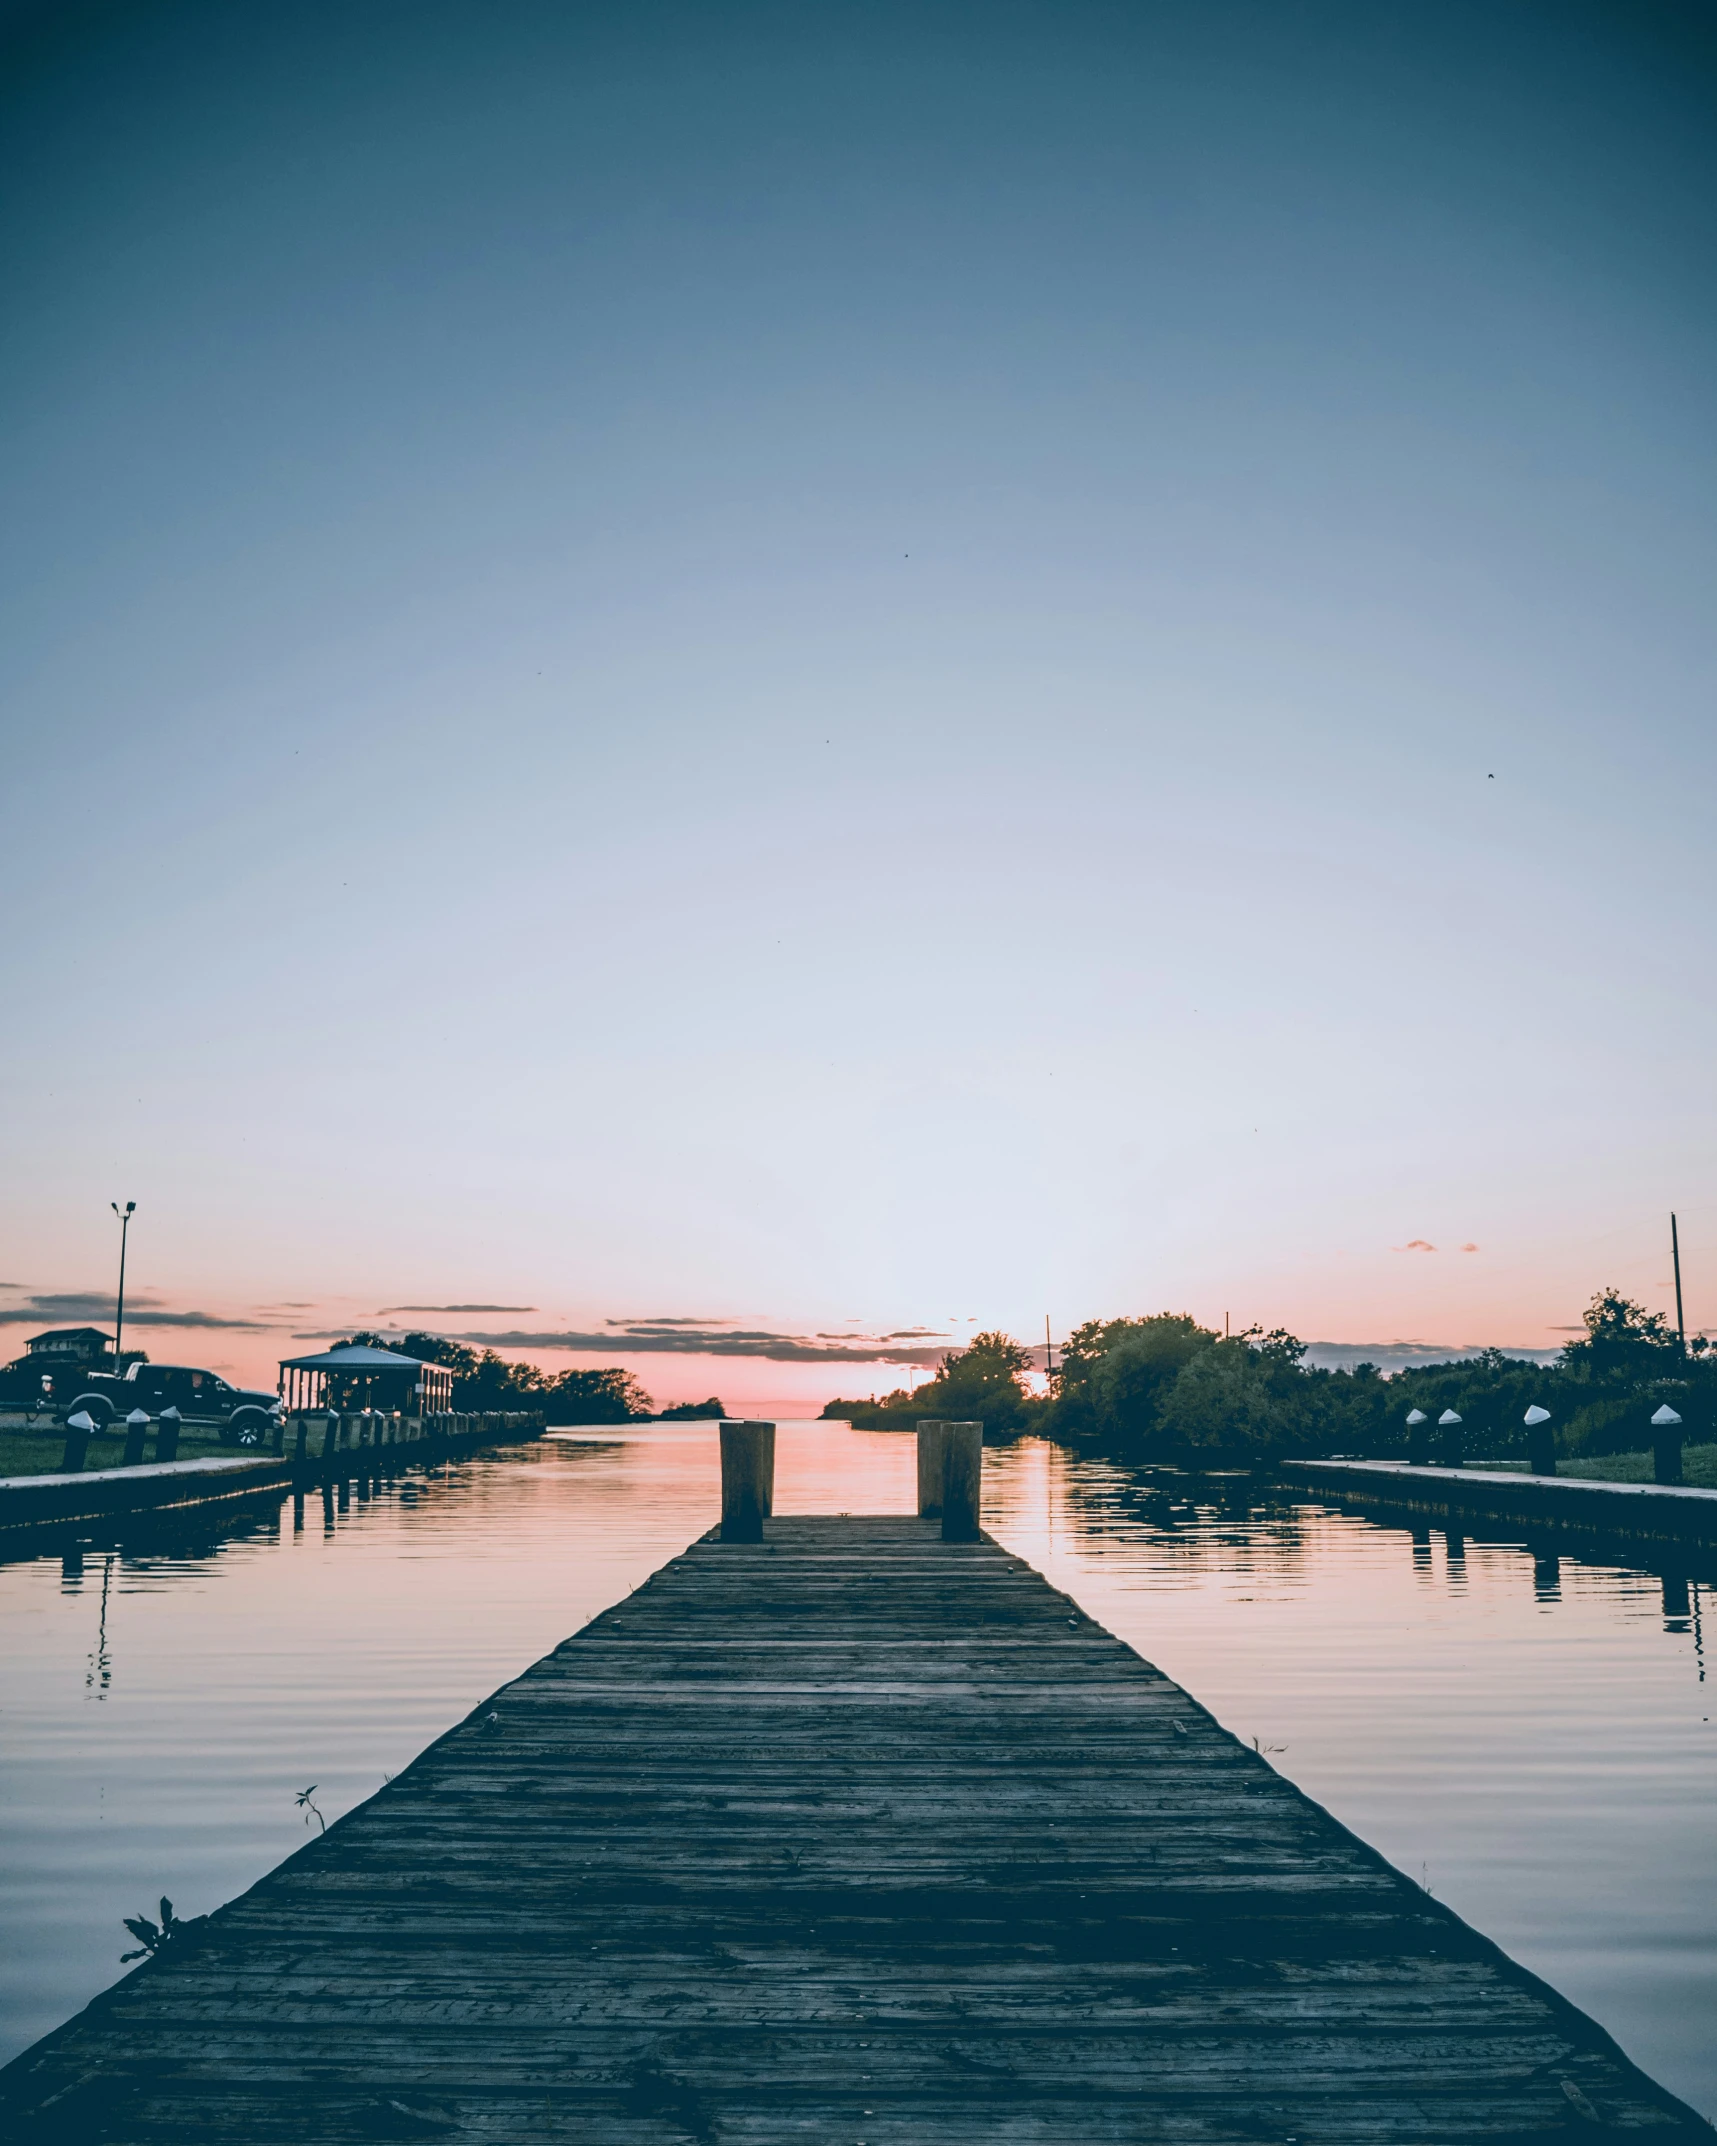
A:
[296,1783,327,1833]
[121,1896,183,1961]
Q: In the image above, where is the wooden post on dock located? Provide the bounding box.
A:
[322,1412,342,1462]
[916,1421,947,1516]
[941,1421,983,1542]
[59,1411,94,1474]
[293,1416,309,1464]
[1525,1405,1555,1476]
[1405,1408,1429,1464]
[122,1409,150,1467]
[1438,1408,1463,1467]
[719,1420,775,1542]
[1651,1404,1683,1486]
[155,1407,181,1463]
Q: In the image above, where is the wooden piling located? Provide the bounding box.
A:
[915,1419,947,1516]
[58,1414,93,1474]
[941,1419,983,1542]
[719,1420,775,1542]
[121,1411,150,1467]
[1650,1404,1685,1486]
[155,1408,181,1463]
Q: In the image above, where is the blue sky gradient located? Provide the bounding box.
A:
[3,1,1714,1402]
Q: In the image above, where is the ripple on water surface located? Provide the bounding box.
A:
[0,1425,1711,2117]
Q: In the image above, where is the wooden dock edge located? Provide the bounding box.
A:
[1281,1457,1717,1548]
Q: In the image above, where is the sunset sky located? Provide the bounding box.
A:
[3,1,1714,1412]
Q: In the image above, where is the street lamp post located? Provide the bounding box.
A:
[110,1202,136,1370]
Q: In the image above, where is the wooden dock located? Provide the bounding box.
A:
[3,1514,1709,2141]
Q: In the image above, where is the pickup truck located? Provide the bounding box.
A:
[68,1362,282,1445]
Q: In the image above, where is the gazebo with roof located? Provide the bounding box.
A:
[277,1343,453,1417]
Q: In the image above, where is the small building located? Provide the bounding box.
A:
[24,1327,113,1366]
[277,1343,453,1418]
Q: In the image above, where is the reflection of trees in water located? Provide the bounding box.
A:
[995,1439,1716,1655]
[989,1438,1319,1583]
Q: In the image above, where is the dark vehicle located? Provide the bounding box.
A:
[70,1363,282,1445]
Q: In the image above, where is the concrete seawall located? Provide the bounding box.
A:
[1280,1457,1717,1549]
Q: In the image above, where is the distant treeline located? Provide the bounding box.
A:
[340,1335,730,1424]
[821,1292,1713,1465]
[345,1335,655,1421]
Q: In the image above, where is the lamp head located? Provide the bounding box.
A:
[113,1201,135,1217]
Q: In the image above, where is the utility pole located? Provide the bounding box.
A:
[1671,1212,1687,1358]
[1044,1316,1054,1386]
[111,1202,136,1368]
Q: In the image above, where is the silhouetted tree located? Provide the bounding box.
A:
[1054,1314,1218,1445]
[545,1368,653,1422]
[912,1331,1036,1431]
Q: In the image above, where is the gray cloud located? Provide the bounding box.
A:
[379,1304,538,1314]
[607,1316,732,1328]
[442,1327,953,1367]
[3,1291,139,1322]
[126,1310,275,1330]
[1301,1340,1560,1373]
[0,1290,274,1332]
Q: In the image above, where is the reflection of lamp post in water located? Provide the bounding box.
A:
[110,1201,136,1369]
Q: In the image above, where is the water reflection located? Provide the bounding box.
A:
[83,1554,114,1700]
[0,1426,1711,2120]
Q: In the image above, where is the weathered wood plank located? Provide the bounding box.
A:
[1,1515,1708,2141]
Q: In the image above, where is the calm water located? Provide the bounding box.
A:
[1,1425,1712,2113]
